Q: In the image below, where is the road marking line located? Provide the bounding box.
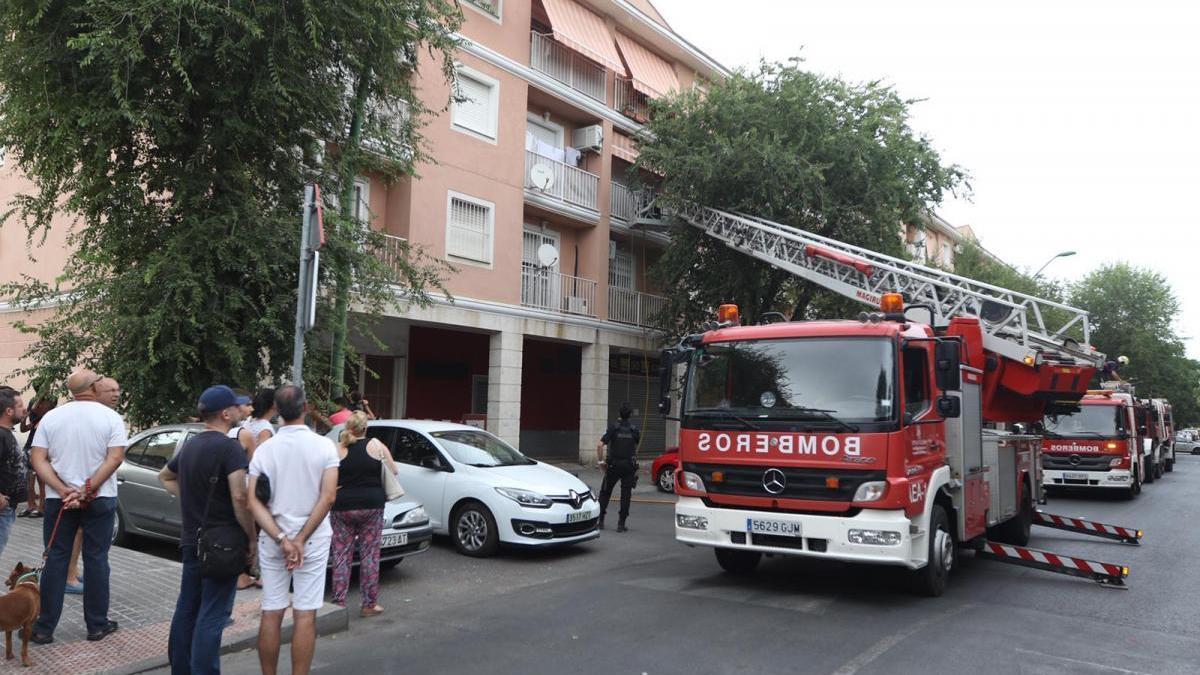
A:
[1013,648,1154,675]
[830,603,973,675]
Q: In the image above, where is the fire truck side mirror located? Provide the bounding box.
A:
[934,341,962,392]
[937,395,961,419]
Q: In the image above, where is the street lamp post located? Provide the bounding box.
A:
[1034,250,1076,277]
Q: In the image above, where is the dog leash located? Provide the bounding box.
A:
[41,505,68,565]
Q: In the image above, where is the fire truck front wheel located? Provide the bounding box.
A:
[912,505,953,597]
[715,548,762,575]
[1124,468,1142,500]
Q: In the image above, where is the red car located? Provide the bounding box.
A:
[651,447,679,493]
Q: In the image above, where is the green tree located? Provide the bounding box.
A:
[637,60,966,331]
[0,0,461,425]
[1069,263,1200,426]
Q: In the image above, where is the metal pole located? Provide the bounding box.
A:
[291,184,314,385]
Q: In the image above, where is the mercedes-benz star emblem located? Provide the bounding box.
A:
[1069,455,1081,466]
[569,489,582,509]
[762,468,787,495]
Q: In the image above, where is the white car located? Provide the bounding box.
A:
[334,420,600,557]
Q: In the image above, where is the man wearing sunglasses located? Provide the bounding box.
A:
[28,368,128,644]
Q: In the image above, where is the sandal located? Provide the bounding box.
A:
[360,606,385,618]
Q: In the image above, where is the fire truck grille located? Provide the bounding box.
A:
[684,463,886,502]
[1042,454,1115,471]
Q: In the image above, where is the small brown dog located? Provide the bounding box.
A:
[2,562,40,667]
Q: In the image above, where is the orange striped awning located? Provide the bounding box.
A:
[540,0,624,72]
[614,31,679,99]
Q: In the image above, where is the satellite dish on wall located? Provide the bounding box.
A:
[530,163,555,191]
[536,243,560,268]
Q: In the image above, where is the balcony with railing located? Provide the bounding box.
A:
[614,75,652,123]
[608,287,668,328]
[530,31,607,103]
[610,181,635,223]
[521,267,597,317]
[524,149,599,215]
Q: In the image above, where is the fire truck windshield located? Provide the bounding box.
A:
[684,338,895,429]
[1043,405,1126,439]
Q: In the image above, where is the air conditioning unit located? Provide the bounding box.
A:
[572,125,603,152]
[567,296,589,314]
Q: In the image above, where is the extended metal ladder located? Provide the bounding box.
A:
[664,201,1101,368]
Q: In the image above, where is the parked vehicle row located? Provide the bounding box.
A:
[112,419,598,564]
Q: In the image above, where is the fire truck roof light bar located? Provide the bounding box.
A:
[977,541,1129,589]
[1033,511,1143,546]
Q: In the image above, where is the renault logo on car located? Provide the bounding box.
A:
[762,468,787,495]
[568,489,583,509]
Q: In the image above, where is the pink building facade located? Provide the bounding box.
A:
[0,0,727,461]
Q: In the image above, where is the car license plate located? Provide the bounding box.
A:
[566,510,595,524]
[1063,472,1089,480]
[381,533,407,548]
[747,518,802,537]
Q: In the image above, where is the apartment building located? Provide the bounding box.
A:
[346,0,730,460]
[905,212,976,269]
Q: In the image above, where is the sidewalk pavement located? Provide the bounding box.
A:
[552,459,678,505]
[0,517,346,674]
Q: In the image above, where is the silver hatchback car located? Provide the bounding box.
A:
[113,423,433,567]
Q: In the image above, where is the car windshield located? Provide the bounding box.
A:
[1044,405,1125,438]
[430,430,535,467]
[684,338,895,426]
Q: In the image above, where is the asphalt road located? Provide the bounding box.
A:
[168,457,1200,675]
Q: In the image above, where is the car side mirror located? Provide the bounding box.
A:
[937,395,961,419]
[934,341,962,392]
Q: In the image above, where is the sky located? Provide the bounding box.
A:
[651,0,1200,357]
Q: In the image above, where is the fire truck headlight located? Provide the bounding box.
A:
[1109,457,1123,468]
[848,529,903,546]
[681,471,706,493]
[852,481,887,502]
[676,514,709,530]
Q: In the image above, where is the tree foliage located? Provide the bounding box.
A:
[1069,263,1200,426]
[637,60,966,332]
[0,0,462,425]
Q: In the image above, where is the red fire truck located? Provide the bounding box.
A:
[654,204,1141,595]
[1042,389,1143,497]
[1143,397,1175,477]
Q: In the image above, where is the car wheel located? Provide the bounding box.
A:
[657,466,676,493]
[912,505,953,597]
[452,502,500,558]
[714,548,761,574]
[112,508,130,547]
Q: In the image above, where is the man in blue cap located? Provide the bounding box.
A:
[159,385,257,674]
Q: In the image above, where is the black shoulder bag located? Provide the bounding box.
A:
[196,458,249,579]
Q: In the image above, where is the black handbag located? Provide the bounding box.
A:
[196,461,248,579]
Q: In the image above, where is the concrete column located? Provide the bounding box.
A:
[578,341,610,464]
[488,331,523,448]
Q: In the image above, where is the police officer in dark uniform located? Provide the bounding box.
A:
[597,402,640,532]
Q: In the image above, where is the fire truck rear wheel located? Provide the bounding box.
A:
[912,505,953,597]
[990,485,1033,547]
[1165,457,1174,472]
[1144,460,1156,484]
[714,548,761,575]
[1154,459,1164,479]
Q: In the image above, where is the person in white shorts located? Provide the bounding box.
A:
[247,385,338,675]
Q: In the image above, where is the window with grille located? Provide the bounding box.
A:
[447,194,493,263]
[351,179,369,222]
[609,250,633,290]
[452,68,498,140]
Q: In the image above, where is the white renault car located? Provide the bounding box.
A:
[337,420,600,557]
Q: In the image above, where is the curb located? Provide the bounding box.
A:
[115,602,348,675]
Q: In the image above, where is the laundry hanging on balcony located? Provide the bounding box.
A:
[614,32,679,99]
[538,0,625,72]
[525,131,580,166]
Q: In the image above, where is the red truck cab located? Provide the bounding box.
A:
[1041,391,1142,498]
